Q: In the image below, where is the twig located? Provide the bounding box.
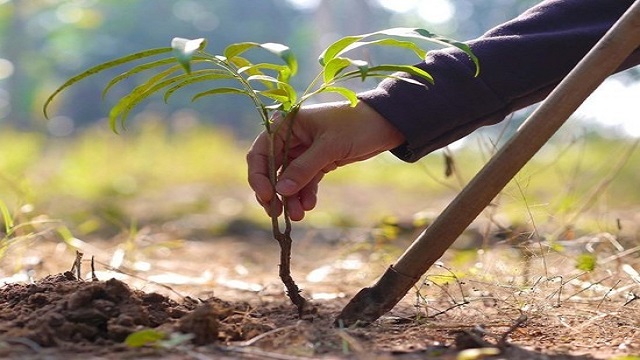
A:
[91,256,98,281]
[544,275,568,307]
[220,345,316,360]
[443,147,466,187]
[426,300,470,319]
[70,250,83,280]
[498,314,528,347]
[0,337,43,352]
[596,279,621,310]
[423,322,519,330]
[601,245,640,265]
[417,262,468,309]
[563,274,612,302]
[512,177,547,279]
[436,263,468,303]
[623,292,640,306]
[234,325,298,347]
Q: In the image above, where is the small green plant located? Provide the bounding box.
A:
[575,252,597,272]
[124,328,194,348]
[44,28,478,314]
[0,200,14,258]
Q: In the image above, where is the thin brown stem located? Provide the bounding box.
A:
[267,132,282,235]
[266,109,309,316]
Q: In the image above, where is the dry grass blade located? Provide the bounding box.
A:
[220,346,317,360]
[235,325,299,347]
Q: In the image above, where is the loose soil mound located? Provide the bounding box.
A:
[0,272,275,357]
[1,244,639,359]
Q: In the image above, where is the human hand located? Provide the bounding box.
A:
[247,101,405,221]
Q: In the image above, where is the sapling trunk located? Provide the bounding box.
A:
[266,109,309,315]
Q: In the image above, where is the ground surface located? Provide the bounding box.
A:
[1,223,639,360]
[1,183,640,359]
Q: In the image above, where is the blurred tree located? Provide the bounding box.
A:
[3,0,38,129]
[0,0,107,130]
[5,0,618,139]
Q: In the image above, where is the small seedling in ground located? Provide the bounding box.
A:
[44,28,477,315]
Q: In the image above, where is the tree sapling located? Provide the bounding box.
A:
[44,28,478,316]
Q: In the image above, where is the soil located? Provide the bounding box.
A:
[0,272,261,357]
[1,185,639,359]
[1,232,639,360]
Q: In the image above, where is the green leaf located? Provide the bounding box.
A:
[257,88,291,103]
[191,87,248,102]
[319,28,479,76]
[391,76,429,87]
[339,64,433,84]
[224,42,297,76]
[238,62,293,85]
[247,75,297,103]
[228,56,267,84]
[340,38,427,60]
[321,86,359,106]
[576,253,597,272]
[163,70,236,103]
[323,58,351,83]
[171,37,207,73]
[107,64,183,130]
[125,329,166,348]
[410,28,479,76]
[228,56,252,70]
[319,35,364,66]
[259,42,297,76]
[247,74,283,84]
[370,65,433,83]
[0,200,13,234]
[110,67,211,131]
[43,47,172,118]
[385,28,479,76]
[237,62,287,75]
[224,42,260,60]
[338,72,427,88]
[102,57,177,99]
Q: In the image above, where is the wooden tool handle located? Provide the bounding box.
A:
[337,0,640,326]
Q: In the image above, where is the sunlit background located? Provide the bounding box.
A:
[0,0,639,238]
[0,0,636,138]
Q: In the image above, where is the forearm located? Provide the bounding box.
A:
[360,0,639,162]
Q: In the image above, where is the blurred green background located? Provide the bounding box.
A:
[1,0,639,242]
[1,0,546,132]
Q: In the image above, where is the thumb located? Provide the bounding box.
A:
[275,142,335,196]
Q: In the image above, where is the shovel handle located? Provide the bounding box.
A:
[337,0,640,326]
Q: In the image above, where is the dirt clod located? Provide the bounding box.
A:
[0,273,255,351]
[177,303,219,345]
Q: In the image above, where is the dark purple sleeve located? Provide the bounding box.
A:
[359,0,640,162]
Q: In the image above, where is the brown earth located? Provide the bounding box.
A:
[3,270,634,360]
[1,227,639,360]
[1,184,639,359]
